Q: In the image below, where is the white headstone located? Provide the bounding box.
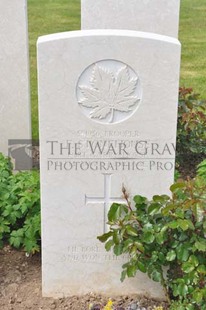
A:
[38,29,181,297]
[0,0,31,158]
[82,0,180,38]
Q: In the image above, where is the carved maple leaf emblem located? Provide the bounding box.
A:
[78,64,140,123]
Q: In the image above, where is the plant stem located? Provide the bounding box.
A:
[122,185,143,228]
[122,185,133,212]
[161,274,171,304]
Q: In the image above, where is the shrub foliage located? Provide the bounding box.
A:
[98,165,206,309]
[177,87,206,157]
[0,153,40,253]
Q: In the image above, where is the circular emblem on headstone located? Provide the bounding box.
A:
[76,60,142,124]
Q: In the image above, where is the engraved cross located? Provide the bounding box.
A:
[85,174,125,233]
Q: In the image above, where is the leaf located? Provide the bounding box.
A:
[178,283,188,296]
[156,229,168,245]
[188,255,199,267]
[176,246,190,262]
[123,239,134,251]
[166,250,176,261]
[148,203,161,216]
[203,221,206,233]
[97,231,113,243]
[90,106,111,119]
[134,195,147,204]
[78,64,140,120]
[168,221,179,229]
[195,240,206,252]
[0,221,10,234]
[108,203,127,222]
[9,229,24,248]
[142,231,155,244]
[78,87,100,108]
[90,64,114,91]
[185,219,195,230]
[150,269,162,282]
[197,264,206,274]
[120,270,127,282]
[172,284,179,297]
[182,262,195,273]
[175,208,185,219]
[158,252,166,263]
[105,240,114,252]
[108,203,121,222]
[162,203,176,216]
[129,245,137,258]
[126,265,137,277]
[24,239,40,254]
[170,182,185,192]
[177,219,190,231]
[113,244,123,256]
[193,291,203,303]
[114,66,137,96]
[137,261,147,273]
[126,226,138,237]
[113,230,121,245]
[153,195,170,202]
[135,241,145,253]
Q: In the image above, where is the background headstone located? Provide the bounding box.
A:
[81,0,180,38]
[38,29,181,297]
[0,0,31,160]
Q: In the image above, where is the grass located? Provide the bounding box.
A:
[179,0,206,98]
[27,0,80,139]
[27,0,206,139]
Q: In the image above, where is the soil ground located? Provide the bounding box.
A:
[0,246,168,310]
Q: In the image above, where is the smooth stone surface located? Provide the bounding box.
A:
[38,29,181,298]
[81,0,180,38]
[0,0,31,156]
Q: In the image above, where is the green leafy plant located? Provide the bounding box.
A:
[177,87,206,157]
[98,160,206,309]
[197,160,206,180]
[0,153,40,253]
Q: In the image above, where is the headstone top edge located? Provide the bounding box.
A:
[81,0,180,39]
[37,29,180,46]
